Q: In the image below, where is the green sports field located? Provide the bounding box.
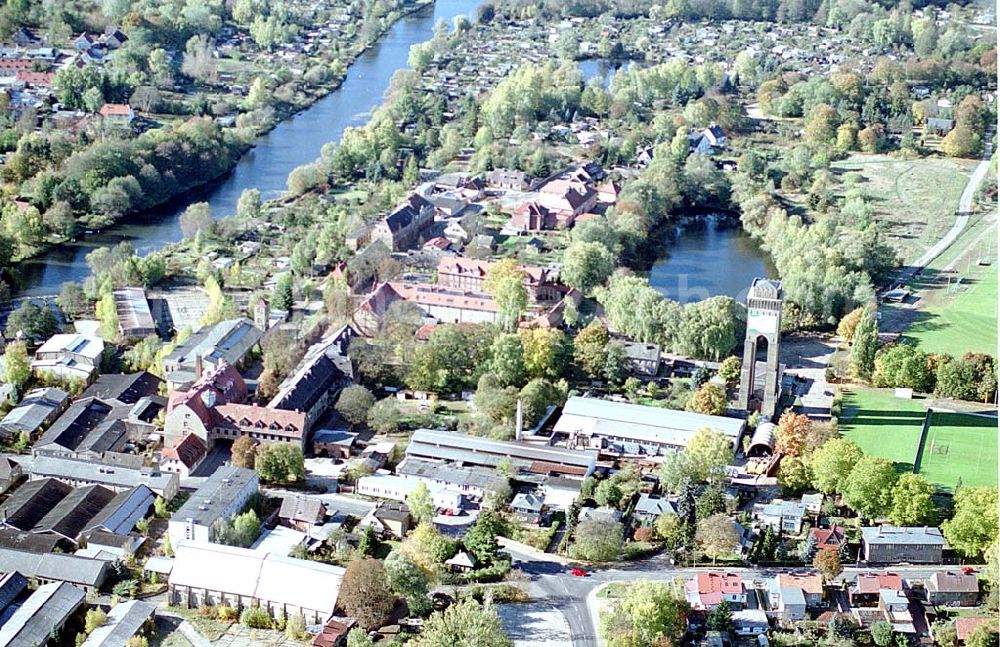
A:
[904,265,998,358]
[840,388,926,472]
[916,411,998,491]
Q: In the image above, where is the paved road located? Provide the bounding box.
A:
[906,133,994,273]
[504,544,963,647]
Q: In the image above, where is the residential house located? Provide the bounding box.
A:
[81,600,155,647]
[0,456,22,494]
[753,500,808,534]
[311,429,357,460]
[536,179,597,226]
[621,341,662,377]
[925,117,954,135]
[554,396,745,457]
[169,540,345,625]
[443,220,471,245]
[801,493,823,514]
[444,551,477,573]
[0,387,70,440]
[508,201,554,231]
[956,618,997,645]
[633,493,675,524]
[812,523,846,553]
[767,583,807,622]
[101,27,128,49]
[167,466,259,545]
[510,492,544,525]
[369,193,435,252]
[113,287,156,339]
[850,572,904,607]
[0,581,86,647]
[12,27,41,46]
[162,318,262,389]
[395,457,506,503]
[98,103,135,126]
[685,573,747,610]
[775,573,824,607]
[926,572,979,607]
[596,180,620,205]
[861,526,945,564]
[733,609,769,637]
[160,433,207,478]
[357,502,411,539]
[32,333,105,384]
[486,169,532,191]
[879,589,914,634]
[278,496,326,532]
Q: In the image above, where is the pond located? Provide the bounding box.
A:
[647,214,778,304]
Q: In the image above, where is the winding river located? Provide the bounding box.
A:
[13,0,482,297]
[14,11,774,305]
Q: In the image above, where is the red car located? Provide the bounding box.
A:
[570,568,589,577]
[962,567,976,575]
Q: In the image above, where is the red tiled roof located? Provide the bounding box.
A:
[812,523,846,550]
[693,573,744,595]
[854,572,903,594]
[15,70,54,85]
[99,103,132,117]
[956,617,997,641]
[167,362,248,427]
[214,403,306,439]
[162,433,207,469]
[437,256,546,284]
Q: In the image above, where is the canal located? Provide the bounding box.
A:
[13,0,482,297]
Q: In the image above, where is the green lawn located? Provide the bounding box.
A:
[903,264,998,357]
[831,155,975,264]
[840,388,927,471]
[916,412,998,491]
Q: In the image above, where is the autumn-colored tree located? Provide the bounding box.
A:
[690,383,727,416]
[836,307,864,343]
[776,411,811,457]
[339,558,396,629]
[232,435,257,469]
[813,550,843,580]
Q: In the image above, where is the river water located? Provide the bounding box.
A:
[15,16,774,304]
[647,214,777,305]
[13,0,481,297]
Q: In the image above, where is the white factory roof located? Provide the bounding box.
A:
[170,541,344,615]
[553,396,745,447]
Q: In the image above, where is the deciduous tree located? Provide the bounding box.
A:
[232,435,257,469]
[571,518,623,562]
[813,550,843,580]
[943,487,998,559]
[889,474,937,526]
[406,482,435,523]
[483,259,527,332]
[340,558,396,630]
[696,514,739,563]
[336,385,375,427]
[842,456,897,520]
[810,438,863,493]
[776,411,811,457]
[690,383,727,416]
[415,599,512,647]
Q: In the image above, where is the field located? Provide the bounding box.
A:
[840,388,926,471]
[916,411,998,491]
[831,155,975,264]
[903,264,998,357]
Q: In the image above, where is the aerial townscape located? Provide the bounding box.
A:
[0,0,996,644]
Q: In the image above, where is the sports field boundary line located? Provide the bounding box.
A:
[912,409,933,475]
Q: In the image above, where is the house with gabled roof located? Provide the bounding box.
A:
[160,433,207,478]
[685,572,746,610]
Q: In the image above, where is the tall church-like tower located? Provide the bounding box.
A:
[737,278,783,418]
